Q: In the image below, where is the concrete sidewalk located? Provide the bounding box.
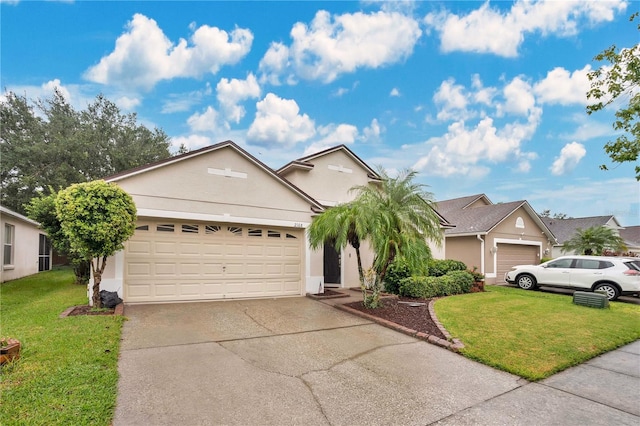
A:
[113,294,639,425]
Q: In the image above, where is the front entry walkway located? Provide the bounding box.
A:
[114,297,639,425]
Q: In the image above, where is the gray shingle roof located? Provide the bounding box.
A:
[540,216,617,244]
[619,225,640,246]
[437,197,527,235]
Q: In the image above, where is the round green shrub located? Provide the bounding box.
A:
[384,259,411,294]
[427,259,467,276]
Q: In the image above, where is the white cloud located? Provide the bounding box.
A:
[362,118,383,141]
[246,93,315,147]
[433,78,469,121]
[258,42,292,85]
[411,107,541,177]
[424,0,627,57]
[534,65,591,105]
[550,141,586,175]
[390,88,401,97]
[216,73,261,124]
[171,134,213,152]
[500,76,536,116]
[303,123,358,155]
[187,106,223,133]
[84,13,253,90]
[114,96,141,110]
[259,10,421,84]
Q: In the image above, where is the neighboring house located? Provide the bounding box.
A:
[619,226,640,256]
[98,141,449,304]
[436,194,556,284]
[540,215,623,258]
[0,205,51,283]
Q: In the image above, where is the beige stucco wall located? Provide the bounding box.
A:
[445,236,481,273]
[281,150,373,206]
[1,212,43,282]
[116,146,315,224]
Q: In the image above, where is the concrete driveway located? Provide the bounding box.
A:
[114,297,640,425]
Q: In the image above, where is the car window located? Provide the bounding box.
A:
[599,261,614,269]
[574,259,601,270]
[624,260,640,271]
[547,259,573,268]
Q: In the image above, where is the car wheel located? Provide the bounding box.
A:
[594,283,620,301]
[516,274,537,290]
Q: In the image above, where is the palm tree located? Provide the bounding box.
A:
[561,226,626,255]
[307,202,370,284]
[353,168,442,282]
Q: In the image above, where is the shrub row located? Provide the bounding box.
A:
[427,259,467,277]
[398,270,474,299]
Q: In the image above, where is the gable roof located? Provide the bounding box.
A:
[276,144,381,181]
[104,140,325,212]
[436,194,555,240]
[619,225,640,247]
[0,205,40,227]
[540,215,621,244]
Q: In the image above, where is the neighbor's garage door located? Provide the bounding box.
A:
[124,221,303,303]
[496,244,539,283]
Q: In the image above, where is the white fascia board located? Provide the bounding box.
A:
[136,208,310,229]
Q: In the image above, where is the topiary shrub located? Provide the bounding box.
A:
[384,259,411,294]
[399,271,474,298]
[427,259,467,276]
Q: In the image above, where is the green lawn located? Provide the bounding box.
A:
[0,268,124,426]
[435,285,640,381]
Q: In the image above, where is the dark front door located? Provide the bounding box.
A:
[323,243,341,284]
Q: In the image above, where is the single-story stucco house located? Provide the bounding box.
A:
[1,205,51,283]
[540,215,623,258]
[436,194,556,284]
[98,141,449,304]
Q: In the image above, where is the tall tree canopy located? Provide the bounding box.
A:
[1,90,171,214]
[587,13,640,180]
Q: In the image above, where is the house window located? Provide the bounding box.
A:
[227,226,243,236]
[515,217,525,229]
[39,234,50,272]
[248,228,263,237]
[182,224,199,234]
[3,224,14,266]
[205,225,221,234]
[157,224,175,232]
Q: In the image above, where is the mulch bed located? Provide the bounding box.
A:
[67,305,115,316]
[345,297,446,340]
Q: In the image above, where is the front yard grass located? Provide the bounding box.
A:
[435,285,640,381]
[0,268,124,426]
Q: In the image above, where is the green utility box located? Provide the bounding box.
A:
[573,291,609,309]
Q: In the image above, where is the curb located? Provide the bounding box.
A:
[334,302,465,353]
[306,292,351,300]
[58,302,125,318]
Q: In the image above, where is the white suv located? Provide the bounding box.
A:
[505,255,640,301]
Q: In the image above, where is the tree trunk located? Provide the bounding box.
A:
[91,256,109,308]
[355,247,364,285]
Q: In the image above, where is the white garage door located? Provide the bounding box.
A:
[496,244,539,283]
[124,221,303,303]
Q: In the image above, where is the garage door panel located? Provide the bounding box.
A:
[128,263,151,276]
[180,263,201,275]
[180,243,201,255]
[128,241,151,255]
[155,241,177,254]
[155,263,177,275]
[125,222,302,302]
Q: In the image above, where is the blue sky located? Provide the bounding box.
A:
[2,0,638,225]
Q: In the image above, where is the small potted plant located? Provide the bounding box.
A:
[0,337,21,365]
